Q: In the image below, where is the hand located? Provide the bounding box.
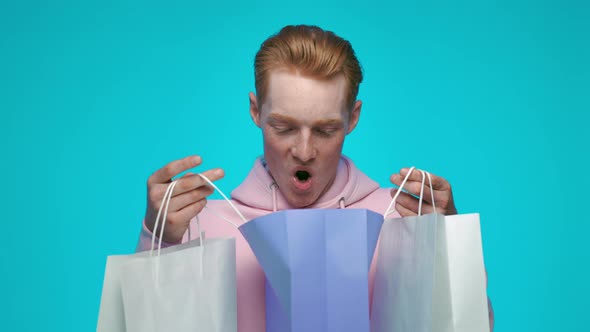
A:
[145,155,224,243]
[389,168,457,217]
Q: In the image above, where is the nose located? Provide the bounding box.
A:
[291,130,317,164]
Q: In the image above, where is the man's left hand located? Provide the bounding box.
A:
[389,168,458,216]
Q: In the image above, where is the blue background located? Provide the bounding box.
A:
[1,0,588,330]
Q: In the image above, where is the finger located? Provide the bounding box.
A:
[168,199,208,228]
[396,168,451,191]
[149,156,202,185]
[395,202,417,217]
[168,186,214,212]
[390,177,437,203]
[171,168,225,196]
[394,190,438,215]
[147,169,222,211]
[399,168,450,191]
[390,173,433,195]
[390,171,455,210]
[390,189,419,213]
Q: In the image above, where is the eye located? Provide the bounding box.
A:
[314,128,337,137]
[272,125,294,134]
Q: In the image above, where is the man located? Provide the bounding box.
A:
[136,25,493,331]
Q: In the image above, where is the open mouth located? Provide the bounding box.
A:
[293,170,312,191]
[295,170,311,182]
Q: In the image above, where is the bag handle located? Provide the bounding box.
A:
[384,167,436,217]
[197,173,247,228]
[419,171,436,215]
[149,179,209,280]
[149,172,245,256]
[150,180,180,257]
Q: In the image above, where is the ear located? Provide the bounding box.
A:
[346,100,362,134]
[249,92,261,127]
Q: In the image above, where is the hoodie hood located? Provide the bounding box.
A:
[231,155,380,211]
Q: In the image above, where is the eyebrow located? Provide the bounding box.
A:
[267,113,344,127]
[267,113,297,123]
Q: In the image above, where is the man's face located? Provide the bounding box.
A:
[249,70,361,208]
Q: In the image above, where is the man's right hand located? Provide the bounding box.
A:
[145,155,224,243]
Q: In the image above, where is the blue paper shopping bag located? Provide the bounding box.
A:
[239,208,383,332]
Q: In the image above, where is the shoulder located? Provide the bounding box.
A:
[350,187,394,215]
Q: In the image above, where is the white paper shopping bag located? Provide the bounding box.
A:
[119,236,236,332]
[435,212,489,331]
[370,168,489,332]
[96,180,238,332]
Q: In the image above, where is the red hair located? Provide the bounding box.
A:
[254,25,363,109]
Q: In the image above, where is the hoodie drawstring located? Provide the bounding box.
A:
[270,183,278,212]
[338,197,345,209]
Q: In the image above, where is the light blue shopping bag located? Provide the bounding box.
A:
[239,208,383,332]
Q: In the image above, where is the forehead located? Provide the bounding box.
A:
[261,70,348,121]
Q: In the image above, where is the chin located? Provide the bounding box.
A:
[287,193,320,209]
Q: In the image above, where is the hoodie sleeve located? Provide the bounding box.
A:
[135,218,182,252]
[486,269,495,330]
[489,296,495,330]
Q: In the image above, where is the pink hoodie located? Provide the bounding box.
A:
[136,156,494,331]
